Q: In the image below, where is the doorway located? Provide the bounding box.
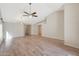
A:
[24,24,31,36]
[37,25,42,36]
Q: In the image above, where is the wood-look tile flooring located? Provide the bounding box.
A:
[0,35,79,56]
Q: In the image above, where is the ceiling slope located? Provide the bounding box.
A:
[0,3,64,24]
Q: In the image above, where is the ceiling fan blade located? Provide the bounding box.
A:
[24,11,29,14]
[32,14,38,17]
[23,15,28,16]
[32,12,36,14]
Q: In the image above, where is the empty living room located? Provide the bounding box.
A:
[0,0,79,57]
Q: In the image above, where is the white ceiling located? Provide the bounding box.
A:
[0,3,64,24]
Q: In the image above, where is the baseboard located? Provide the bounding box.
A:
[64,42,79,49]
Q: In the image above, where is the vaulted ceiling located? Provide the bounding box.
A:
[0,3,64,24]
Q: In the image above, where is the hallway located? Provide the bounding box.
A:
[0,35,79,56]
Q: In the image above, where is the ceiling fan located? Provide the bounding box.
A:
[23,3,38,17]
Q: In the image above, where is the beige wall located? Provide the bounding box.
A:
[64,4,79,48]
[3,23,25,47]
[3,23,25,39]
[31,4,79,49]
[31,25,38,35]
[41,11,64,40]
[0,23,3,44]
[32,10,64,40]
[56,11,64,40]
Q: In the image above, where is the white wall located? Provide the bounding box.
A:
[64,4,79,48]
[3,23,25,39]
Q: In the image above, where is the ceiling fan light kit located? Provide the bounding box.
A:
[23,3,38,18]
